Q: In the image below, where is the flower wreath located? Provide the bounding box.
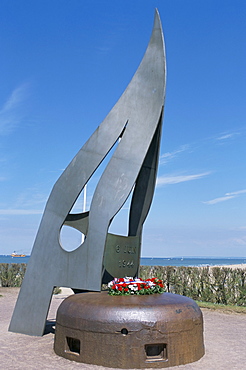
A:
[108,277,165,296]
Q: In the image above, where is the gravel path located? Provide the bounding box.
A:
[0,288,245,369]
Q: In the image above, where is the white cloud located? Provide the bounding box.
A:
[230,236,246,246]
[230,226,246,231]
[160,144,189,165]
[203,189,246,205]
[156,172,210,187]
[0,83,29,135]
[226,189,246,196]
[203,195,236,205]
[0,209,43,215]
[215,131,240,142]
[13,188,48,209]
[0,189,47,216]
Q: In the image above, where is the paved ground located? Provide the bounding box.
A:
[0,288,245,370]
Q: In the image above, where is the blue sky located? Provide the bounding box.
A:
[0,0,245,257]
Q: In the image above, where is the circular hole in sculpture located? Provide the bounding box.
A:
[121,328,128,335]
[60,225,85,252]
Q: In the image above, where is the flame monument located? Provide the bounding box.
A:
[9,10,204,368]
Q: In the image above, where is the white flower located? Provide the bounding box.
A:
[129,284,138,291]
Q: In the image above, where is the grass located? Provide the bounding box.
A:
[53,287,62,295]
[196,301,246,314]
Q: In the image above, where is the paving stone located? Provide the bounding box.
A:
[0,288,245,369]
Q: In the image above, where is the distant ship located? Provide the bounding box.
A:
[11,252,26,257]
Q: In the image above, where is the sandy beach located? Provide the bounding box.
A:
[209,264,246,270]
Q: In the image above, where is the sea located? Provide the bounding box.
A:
[0,255,245,267]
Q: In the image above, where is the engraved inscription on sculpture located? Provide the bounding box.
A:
[103,234,140,278]
[115,244,136,269]
[115,245,136,254]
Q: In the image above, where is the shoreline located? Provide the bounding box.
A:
[208,264,246,270]
[141,263,246,269]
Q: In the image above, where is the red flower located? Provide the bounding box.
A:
[118,286,123,291]
[124,288,129,292]
[118,278,124,282]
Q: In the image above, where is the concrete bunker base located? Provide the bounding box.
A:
[54,292,205,368]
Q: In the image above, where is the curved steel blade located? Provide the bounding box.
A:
[9,9,166,336]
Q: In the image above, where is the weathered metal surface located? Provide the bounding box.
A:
[54,292,205,368]
[103,233,141,279]
[9,9,166,336]
[65,214,141,280]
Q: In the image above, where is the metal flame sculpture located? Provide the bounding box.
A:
[9,9,166,336]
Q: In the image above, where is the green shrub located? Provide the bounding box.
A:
[0,264,61,295]
[53,286,62,294]
[1,263,245,306]
[0,263,26,287]
[139,265,246,306]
